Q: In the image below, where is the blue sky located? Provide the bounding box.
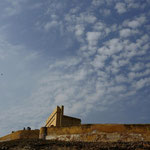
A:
[0,0,150,136]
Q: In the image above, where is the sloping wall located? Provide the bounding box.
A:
[45,106,62,127]
[0,130,39,142]
[45,106,81,127]
[40,124,150,142]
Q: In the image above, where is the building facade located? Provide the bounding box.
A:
[45,105,81,127]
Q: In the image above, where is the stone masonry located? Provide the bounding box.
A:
[45,105,81,127]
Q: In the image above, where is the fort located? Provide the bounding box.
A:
[0,105,150,143]
[45,105,81,127]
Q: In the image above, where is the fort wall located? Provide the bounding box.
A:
[0,130,39,142]
[1,106,150,143]
[1,124,150,142]
[62,115,81,127]
[39,124,150,142]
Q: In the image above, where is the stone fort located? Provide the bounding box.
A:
[0,105,150,142]
[45,105,81,127]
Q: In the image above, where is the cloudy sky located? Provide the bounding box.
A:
[0,0,150,136]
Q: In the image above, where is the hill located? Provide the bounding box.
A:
[0,139,150,150]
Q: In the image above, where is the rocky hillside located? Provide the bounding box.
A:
[0,139,150,150]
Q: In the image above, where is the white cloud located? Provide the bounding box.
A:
[92,54,107,68]
[107,85,126,93]
[86,32,101,46]
[135,78,150,90]
[44,20,58,31]
[84,15,97,24]
[92,0,114,7]
[128,20,141,28]
[115,2,127,14]
[120,28,131,37]
[130,63,145,72]
[123,16,146,28]
[115,75,128,83]
[98,38,123,56]
[75,24,85,36]
[93,22,110,34]
[73,69,87,81]
[125,0,140,9]
[128,69,150,80]
[92,0,104,6]
[119,28,139,37]
[76,14,97,24]
[70,7,80,14]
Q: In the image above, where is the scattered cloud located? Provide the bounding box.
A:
[75,24,85,36]
[135,78,150,90]
[123,16,146,28]
[44,21,59,31]
[119,28,139,37]
[124,0,140,9]
[92,0,104,6]
[0,0,150,136]
[115,2,127,14]
[86,32,101,46]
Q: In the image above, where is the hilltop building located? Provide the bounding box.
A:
[1,105,150,143]
[45,105,81,127]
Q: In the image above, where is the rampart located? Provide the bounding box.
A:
[39,124,150,142]
[0,130,39,142]
[1,106,150,143]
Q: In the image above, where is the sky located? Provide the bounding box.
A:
[0,0,150,136]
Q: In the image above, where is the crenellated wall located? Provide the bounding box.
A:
[39,124,150,142]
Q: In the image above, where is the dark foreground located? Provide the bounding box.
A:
[0,139,150,150]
